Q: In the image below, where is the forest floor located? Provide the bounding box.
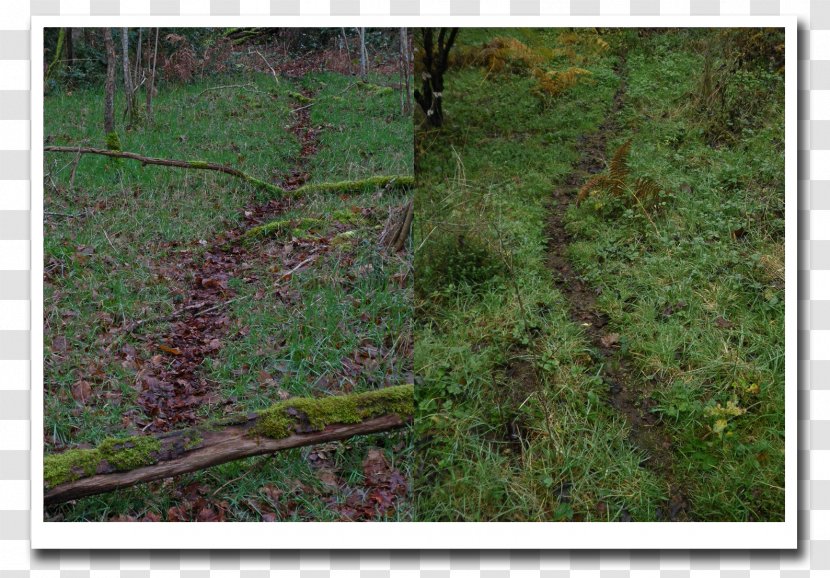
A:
[415,28,784,522]
[43,51,413,521]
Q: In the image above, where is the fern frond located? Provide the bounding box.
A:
[577,174,613,205]
[633,177,662,207]
[609,139,632,197]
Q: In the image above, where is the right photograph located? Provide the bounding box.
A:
[414,28,785,522]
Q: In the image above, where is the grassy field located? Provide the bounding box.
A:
[44,55,414,521]
[414,28,784,522]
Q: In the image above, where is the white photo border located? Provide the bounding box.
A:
[30,14,797,550]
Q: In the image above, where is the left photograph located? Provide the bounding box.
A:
[40,27,414,522]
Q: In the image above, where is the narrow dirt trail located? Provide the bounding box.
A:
[543,53,691,522]
[127,87,320,433]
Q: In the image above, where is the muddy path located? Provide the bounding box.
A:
[542,53,691,522]
[126,87,320,433]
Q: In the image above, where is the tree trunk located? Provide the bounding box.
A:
[146,28,159,124]
[44,385,412,505]
[121,28,135,127]
[414,28,459,127]
[358,27,368,81]
[340,27,353,75]
[400,28,412,114]
[103,28,116,136]
[66,28,74,64]
[45,28,66,85]
[134,27,142,90]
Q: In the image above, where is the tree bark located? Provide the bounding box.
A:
[340,27,353,74]
[146,28,159,124]
[400,28,412,114]
[45,28,66,85]
[414,28,459,127]
[66,28,74,64]
[44,385,412,506]
[358,27,368,81]
[391,199,414,252]
[121,28,135,127]
[103,28,116,135]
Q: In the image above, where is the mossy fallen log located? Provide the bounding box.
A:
[44,384,413,506]
[289,175,414,197]
[44,146,412,200]
[43,145,284,195]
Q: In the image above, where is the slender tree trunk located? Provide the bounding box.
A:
[358,27,368,81]
[134,27,142,89]
[65,28,74,64]
[340,27,353,74]
[399,27,411,114]
[121,28,134,126]
[103,28,116,136]
[146,28,159,124]
[45,28,66,85]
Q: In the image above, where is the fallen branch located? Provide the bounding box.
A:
[44,146,413,200]
[123,295,250,334]
[44,384,413,506]
[44,145,283,195]
[289,175,414,198]
[254,50,278,84]
[392,199,415,252]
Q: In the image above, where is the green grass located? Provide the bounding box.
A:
[415,29,666,521]
[44,63,413,522]
[415,28,784,521]
[565,29,785,521]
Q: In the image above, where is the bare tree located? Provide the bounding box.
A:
[414,28,459,127]
[146,28,159,124]
[121,28,136,126]
[134,27,142,89]
[103,28,116,137]
[399,27,412,114]
[339,27,353,75]
[358,27,368,81]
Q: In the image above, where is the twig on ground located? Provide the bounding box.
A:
[289,82,357,114]
[68,146,83,191]
[254,50,278,84]
[276,255,318,280]
[197,83,265,97]
[124,295,250,334]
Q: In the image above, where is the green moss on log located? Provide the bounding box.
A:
[44,447,101,489]
[44,435,162,489]
[254,384,414,439]
[243,174,286,196]
[97,436,161,470]
[291,175,414,197]
[188,160,210,169]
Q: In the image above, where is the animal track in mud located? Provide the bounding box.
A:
[540,56,692,522]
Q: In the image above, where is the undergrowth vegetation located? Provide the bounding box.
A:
[44,33,414,522]
[415,28,784,522]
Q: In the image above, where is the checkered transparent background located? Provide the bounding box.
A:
[0,0,825,574]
